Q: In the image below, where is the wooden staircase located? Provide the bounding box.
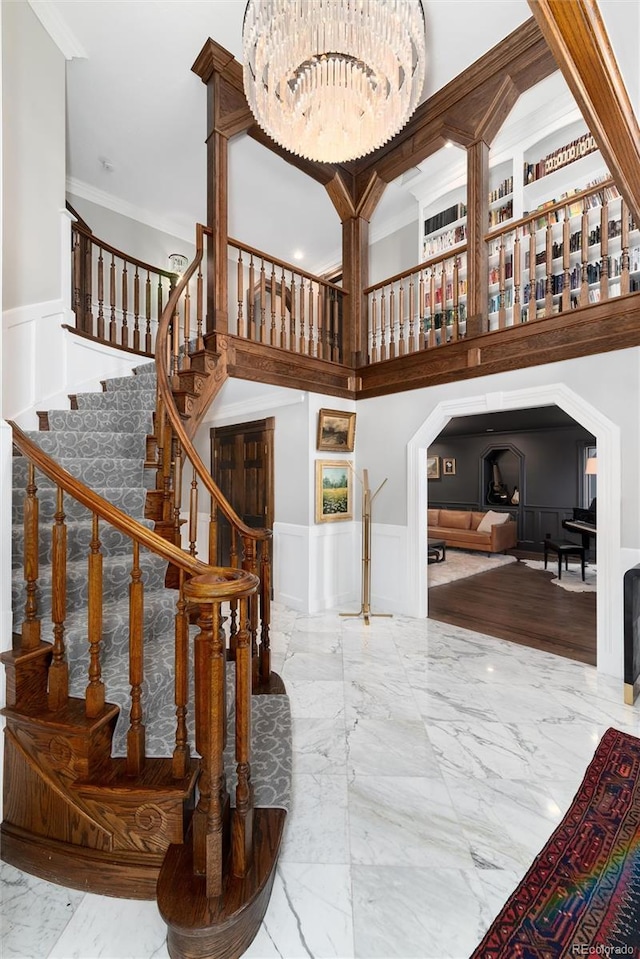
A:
[3,228,291,958]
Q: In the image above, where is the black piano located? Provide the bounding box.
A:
[562,498,597,552]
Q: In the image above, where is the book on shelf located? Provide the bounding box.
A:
[523,131,598,185]
[424,202,467,236]
[488,176,513,204]
[488,199,513,228]
[423,224,466,257]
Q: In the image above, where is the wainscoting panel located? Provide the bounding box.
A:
[309,522,358,614]
[370,524,409,615]
[273,523,309,612]
[521,506,575,549]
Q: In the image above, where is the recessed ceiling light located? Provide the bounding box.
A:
[444,140,453,149]
[292,250,304,261]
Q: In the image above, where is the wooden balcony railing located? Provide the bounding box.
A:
[485,178,639,328]
[228,238,346,364]
[365,248,468,362]
[71,222,177,355]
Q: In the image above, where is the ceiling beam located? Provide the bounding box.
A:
[528,0,640,224]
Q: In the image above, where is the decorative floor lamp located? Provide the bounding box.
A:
[341,469,392,625]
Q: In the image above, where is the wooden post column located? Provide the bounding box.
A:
[342,216,370,368]
[466,139,490,338]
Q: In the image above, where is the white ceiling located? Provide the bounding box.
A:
[37,0,537,272]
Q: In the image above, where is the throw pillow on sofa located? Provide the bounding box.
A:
[477,510,511,533]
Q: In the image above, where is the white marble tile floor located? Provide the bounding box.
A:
[2,606,639,959]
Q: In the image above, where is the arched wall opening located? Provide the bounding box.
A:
[406,383,622,678]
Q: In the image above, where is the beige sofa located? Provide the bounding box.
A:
[428,508,517,554]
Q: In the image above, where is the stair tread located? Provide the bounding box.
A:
[74,756,198,794]
[3,696,120,730]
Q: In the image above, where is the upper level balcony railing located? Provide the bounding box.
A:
[227,238,347,364]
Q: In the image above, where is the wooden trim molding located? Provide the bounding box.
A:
[528,0,640,225]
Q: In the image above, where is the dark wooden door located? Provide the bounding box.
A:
[210,418,274,566]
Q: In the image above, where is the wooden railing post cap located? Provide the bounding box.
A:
[183,569,259,603]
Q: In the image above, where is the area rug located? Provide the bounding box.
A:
[471,726,640,958]
[521,559,597,594]
[427,549,516,588]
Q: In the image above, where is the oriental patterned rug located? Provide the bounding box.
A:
[472,726,640,958]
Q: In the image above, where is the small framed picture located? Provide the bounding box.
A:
[443,458,456,476]
[315,460,353,522]
[427,455,440,480]
[317,409,356,452]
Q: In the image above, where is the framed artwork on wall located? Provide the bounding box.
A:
[315,460,353,522]
[427,455,440,480]
[443,458,456,475]
[317,409,356,452]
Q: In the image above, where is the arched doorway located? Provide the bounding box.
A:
[406,383,622,678]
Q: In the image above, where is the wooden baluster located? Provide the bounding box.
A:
[621,199,630,295]
[22,463,40,650]
[580,200,590,307]
[121,261,129,347]
[208,498,218,566]
[48,486,68,709]
[172,574,191,779]
[228,528,239,647]
[280,267,287,348]
[109,253,117,342]
[133,266,141,351]
[370,292,378,363]
[232,593,253,877]
[317,285,324,359]
[513,228,522,324]
[308,282,315,357]
[190,592,227,897]
[560,206,571,313]
[332,292,340,362]
[324,287,332,360]
[196,262,204,350]
[248,255,255,339]
[172,308,180,383]
[528,224,537,321]
[498,237,507,329]
[389,287,396,358]
[259,542,271,685]
[440,260,448,346]
[237,251,244,337]
[72,229,82,323]
[269,264,277,346]
[242,537,259,688]
[145,271,152,353]
[398,280,406,355]
[451,258,460,340]
[173,443,183,547]
[290,275,297,352]
[299,276,307,354]
[419,271,426,349]
[83,235,94,334]
[97,247,105,340]
[259,259,266,343]
[182,280,191,368]
[428,269,436,348]
[86,514,105,718]
[157,275,164,321]
[600,198,609,302]
[162,421,173,524]
[127,541,145,775]
[408,275,416,352]
[380,288,387,361]
[189,467,198,557]
[544,214,554,317]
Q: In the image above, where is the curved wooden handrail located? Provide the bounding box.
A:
[73,221,178,282]
[155,224,272,545]
[229,236,347,293]
[10,421,243,583]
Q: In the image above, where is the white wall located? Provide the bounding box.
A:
[67,193,196,275]
[193,379,359,613]
[369,220,418,287]
[2,0,65,311]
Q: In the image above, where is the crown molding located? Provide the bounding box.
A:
[66,177,196,245]
[28,0,87,59]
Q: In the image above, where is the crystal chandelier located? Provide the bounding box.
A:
[242,0,426,164]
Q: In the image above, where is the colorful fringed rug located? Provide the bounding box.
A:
[472,727,640,958]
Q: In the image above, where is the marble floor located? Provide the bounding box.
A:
[2,606,639,959]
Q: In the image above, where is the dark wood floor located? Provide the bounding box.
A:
[428,560,597,665]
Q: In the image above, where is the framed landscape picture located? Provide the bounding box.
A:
[317,409,356,452]
[427,455,440,480]
[315,460,353,522]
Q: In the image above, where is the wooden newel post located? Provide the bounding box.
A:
[341,469,392,626]
[184,569,258,899]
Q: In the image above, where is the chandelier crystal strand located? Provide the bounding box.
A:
[243,0,426,164]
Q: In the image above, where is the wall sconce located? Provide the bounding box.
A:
[585,457,597,475]
[168,252,188,276]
